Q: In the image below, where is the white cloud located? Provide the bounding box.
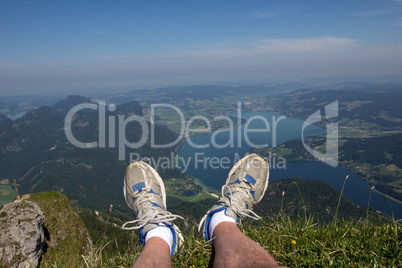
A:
[251,11,279,18]
[355,9,396,16]
[175,37,361,58]
[250,9,291,18]
[255,37,360,53]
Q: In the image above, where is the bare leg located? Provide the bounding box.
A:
[132,237,171,268]
[212,222,286,268]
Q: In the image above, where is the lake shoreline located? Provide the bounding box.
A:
[282,158,402,206]
[175,111,401,219]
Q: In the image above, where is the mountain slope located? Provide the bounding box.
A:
[166,178,376,230]
[0,113,10,126]
[263,87,402,130]
[0,95,184,211]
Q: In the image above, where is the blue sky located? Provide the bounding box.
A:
[1,0,402,95]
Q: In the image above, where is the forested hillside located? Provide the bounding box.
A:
[0,95,186,211]
[263,86,401,131]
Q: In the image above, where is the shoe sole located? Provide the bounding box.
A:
[123,161,167,209]
[226,153,269,203]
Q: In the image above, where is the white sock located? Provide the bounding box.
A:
[145,223,174,255]
[208,210,236,238]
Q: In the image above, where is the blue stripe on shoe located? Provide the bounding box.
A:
[149,188,157,194]
[132,182,146,192]
[228,175,256,186]
[245,174,256,185]
[163,222,177,258]
[140,223,176,257]
[152,202,164,209]
[204,206,227,241]
[250,190,256,201]
[139,228,145,245]
[228,178,241,185]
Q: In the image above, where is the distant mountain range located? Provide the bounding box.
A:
[102,84,292,104]
[263,86,402,129]
[0,95,183,212]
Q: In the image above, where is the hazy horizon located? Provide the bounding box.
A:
[1,75,402,98]
[1,0,402,96]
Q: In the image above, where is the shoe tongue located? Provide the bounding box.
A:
[224,207,241,223]
[226,185,250,205]
[141,212,173,237]
[142,222,159,237]
[222,190,250,224]
[138,201,164,218]
[138,206,171,237]
[139,204,157,217]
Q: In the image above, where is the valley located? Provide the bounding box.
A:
[0,82,401,219]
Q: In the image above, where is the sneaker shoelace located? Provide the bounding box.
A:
[221,178,262,221]
[197,177,262,234]
[122,188,183,230]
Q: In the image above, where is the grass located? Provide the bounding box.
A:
[246,216,401,267]
[71,173,401,268]
[36,175,402,267]
[70,215,401,268]
[334,175,349,223]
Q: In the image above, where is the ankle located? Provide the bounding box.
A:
[145,223,174,256]
[208,210,236,239]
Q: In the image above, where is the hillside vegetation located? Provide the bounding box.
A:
[4,172,401,267]
[24,191,92,267]
[70,178,400,267]
[6,185,398,268]
[81,216,401,268]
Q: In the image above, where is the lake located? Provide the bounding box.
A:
[7,111,27,120]
[177,111,402,219]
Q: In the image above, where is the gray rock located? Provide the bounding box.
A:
[0,200,46,268]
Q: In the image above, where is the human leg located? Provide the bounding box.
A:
[122,161,183,267]
[199,154,285,267]
[132,237,171,268]
[212,222,285,268]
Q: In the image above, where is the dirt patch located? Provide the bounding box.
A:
[0,189,10,196]
[0,179,9,185]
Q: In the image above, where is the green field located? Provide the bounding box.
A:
[0,185,16,202]
[165,178,218,202]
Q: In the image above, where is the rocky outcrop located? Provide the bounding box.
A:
[26,192,92,267]
[0,200,46,268]
[0,192,93,267]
